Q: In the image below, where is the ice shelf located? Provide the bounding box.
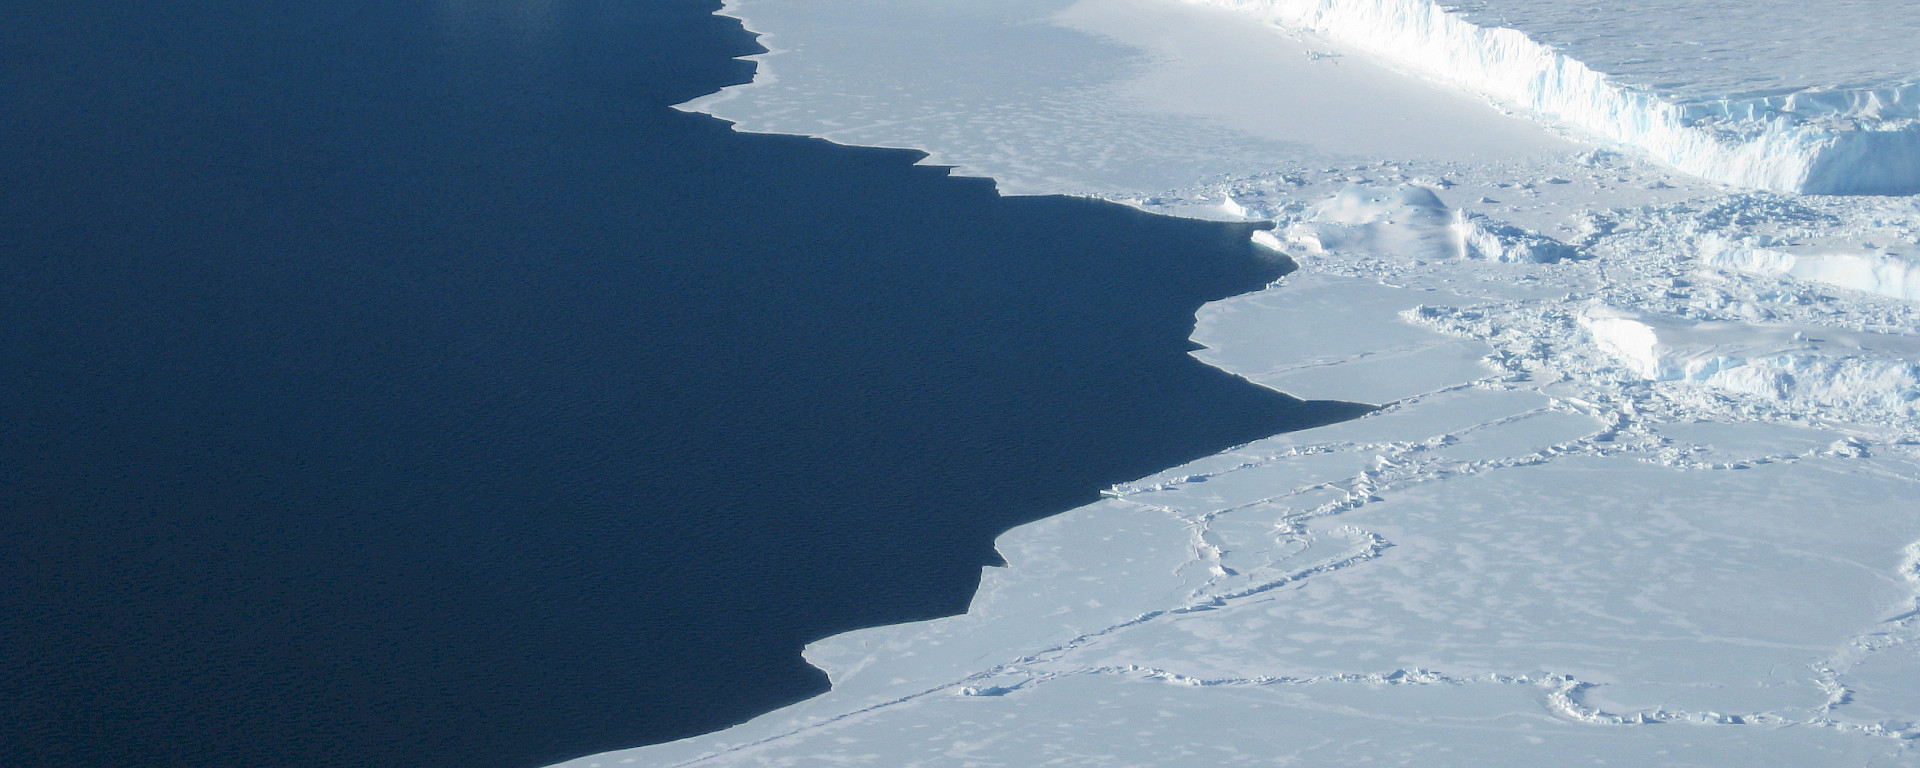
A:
[547,2,1920,766]
[1190,0,1920,195]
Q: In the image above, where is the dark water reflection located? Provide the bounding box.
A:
[0,2,1367,767]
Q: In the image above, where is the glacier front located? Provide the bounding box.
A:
[1191,0,1920,195]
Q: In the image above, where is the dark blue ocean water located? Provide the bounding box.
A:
[0,2,1367,767]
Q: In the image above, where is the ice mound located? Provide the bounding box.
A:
[1578,306,1920,413]
[1285,184,1458,259]
[1284,184,1574,262]
[1703,236,1920,303]
[1455,212,1578,263]
[1189,0,1920,195]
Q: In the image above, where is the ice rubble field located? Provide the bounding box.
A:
[566,1,1920,766]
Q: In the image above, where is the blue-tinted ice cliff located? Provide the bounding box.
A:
[1193,0,1920,194]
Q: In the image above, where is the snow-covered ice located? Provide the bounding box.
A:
[555,1,1920,766]
[680,0,1590,196]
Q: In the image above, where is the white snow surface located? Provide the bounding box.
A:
[1191,0,1920,194]
[554,2,1920,766]
[681,0,1590,196]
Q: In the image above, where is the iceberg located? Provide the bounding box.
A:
[1188,0,1920,194]
[1577,306,1920,412]
[1284,183,1577,263]
[1704,236,1920,303]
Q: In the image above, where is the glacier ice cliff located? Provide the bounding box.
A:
[1189,0,1920,195]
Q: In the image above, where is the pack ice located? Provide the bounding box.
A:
[553,1,1920,766]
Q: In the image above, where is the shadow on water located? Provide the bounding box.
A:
[0,1,1372,767]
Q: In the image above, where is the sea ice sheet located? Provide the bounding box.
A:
[549,2,1920,766]
[1190,273,1494,404]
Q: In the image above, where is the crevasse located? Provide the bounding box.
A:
[1187,0,1920,195]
